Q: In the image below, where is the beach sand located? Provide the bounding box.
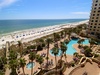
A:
[0,20,89,49]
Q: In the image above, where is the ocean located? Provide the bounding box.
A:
[0,19,87,35]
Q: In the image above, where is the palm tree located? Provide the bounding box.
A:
[60,31,64,39]
[77,39,82,48]
[38,38,44,46]
[60,42,67,63]
[67,31,71,40]
[64,39,69,44]
[18,41,23,58]
[9,59,19,75]
[73,52,79,57]
[53,33,60,42]
[53,33,56,42]
[0,56,7,69]
[8,50,18,75]
[29,52,36,75]
[8,50,18,60]
[78,39,85,46]
[36,54,44,70]
[0,70,4,75]
[89,38,96,48]
[19,58,26,75]
[63,29,67,38]
[46,38,52,69]
[84,48,92,57]
[52,47,59,75]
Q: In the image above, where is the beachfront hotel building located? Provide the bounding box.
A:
[88,0,100,36]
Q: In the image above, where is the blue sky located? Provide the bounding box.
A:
[0,0,92,19]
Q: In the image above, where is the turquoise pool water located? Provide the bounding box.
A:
[50,49,62,56]
[66,39,89,55]
[50,39,89,56]
[26,62,35,69]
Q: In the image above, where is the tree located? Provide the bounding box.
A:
[29,52,36,75]
[89,38,96,48]
[19,58,26,75]
[36,54,44,70]
[8,50,18,75]
[84,48,92,57]
[9,59,19,75]
[63,29,68,38]
[0,57,7,70]
[64,39,69,44]
[78,39,85,46]
[18,41,23,58]
[45,38,52,69]
[38,38,44,46]
[8,50,18,60]
[0,70,4,75]
[37,45,43,51]
[73,52,79,57]
[60,31,64,39]
[60,42,67,63]
[77,39,82,48]
[67,30,71,40]
[52,47,59,75]
[53,33,60,42]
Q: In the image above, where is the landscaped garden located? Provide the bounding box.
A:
[0,24,100,75]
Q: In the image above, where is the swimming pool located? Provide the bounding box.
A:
[26,62,35,69]
[50,49,62,56]
[50,39,89,56]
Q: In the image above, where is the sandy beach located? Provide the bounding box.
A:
[0,20,89,49]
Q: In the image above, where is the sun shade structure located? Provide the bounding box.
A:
[71,33,79,39]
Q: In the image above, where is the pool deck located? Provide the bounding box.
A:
[19,45,73,75]
[71,62,100,75]
[17,36,99,75]
[18,35,74,75]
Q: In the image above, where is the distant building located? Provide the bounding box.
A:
[88,0,100,37]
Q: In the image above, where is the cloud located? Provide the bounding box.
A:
[71,12,90,15]
[0,0,18,8]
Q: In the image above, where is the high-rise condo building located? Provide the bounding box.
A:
[88,0,100,36]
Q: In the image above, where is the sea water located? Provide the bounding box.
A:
[0,19,87,35]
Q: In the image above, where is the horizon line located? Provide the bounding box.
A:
[0,18,89,20]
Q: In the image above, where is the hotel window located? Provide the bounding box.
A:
[91,23,93,25]
[96,0,98,2]
[91,20,94,22]
[95,23,97,25]
[98,10,100,12]
[93,29,95,31]
[93,14,95,16]
[94,7,96,9]
[95,20,98,22]
[94,11,96,13]
[90,26,92,28]
[97,14,99,16]
[99,7,100,9]
[96,17,98,19]
[94,26,96,28]
[95,4,97,6]
[92,17,94,19]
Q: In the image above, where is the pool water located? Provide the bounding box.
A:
[66,39,89,55]
[50,49,62,56]
[26,62,35,69]
[50,39,89,56]
[82,39,89,45]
